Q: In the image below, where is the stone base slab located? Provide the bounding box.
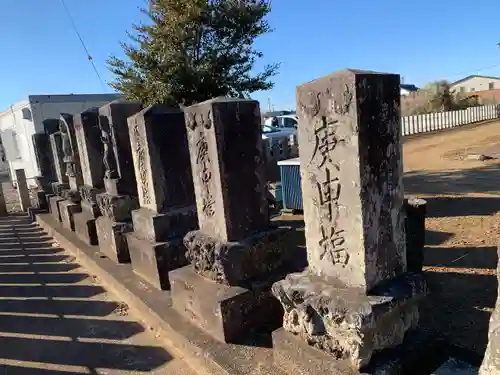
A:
[59,200,82,232]
[96,193,139,222]
[127,233,187,290]
[96,216,132,263]
[131,206,198,242]
[272,271,427,369]
[51,182,69,196]
[74,211,99,246]
[170,266,283,343]
[273,327,441,375]
[49,196,65,222]
[184,226,291,285]
[27,207,47,222]
[36,213,445,375]
[33,191,49,210]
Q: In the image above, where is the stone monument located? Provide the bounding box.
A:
[48,121,70,222]
[72,108,105,245]
[169,98,290,343]
[95,100,142,263]
[126,105,197,290]
[58,113,84,231]
[271,70,427,373]
[29,119,59,218]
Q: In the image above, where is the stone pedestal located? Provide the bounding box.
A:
[59,200,82,231]
[271,70,428,372]
[127,105,198,289]
[127,234,186,290]
[127,206,196,289]
[96,216,133,263]
[404,198,427,273]
[49,197,64,222]
[170,98,291,342]
[73,186,103,246]
[15,169,31,212]
[96,191,138,263]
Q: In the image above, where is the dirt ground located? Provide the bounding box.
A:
[403,120,500,357]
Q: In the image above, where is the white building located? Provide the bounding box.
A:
[0,94,120,186]
[400,84,419,96]
[450,75,500,94]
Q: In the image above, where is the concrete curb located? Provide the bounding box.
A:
[37,213,280,375]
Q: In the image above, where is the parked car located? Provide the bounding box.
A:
[261,124,296,140]
[264,115,298,129]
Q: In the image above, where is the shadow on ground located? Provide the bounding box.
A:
[0,215,173,374]
[404,163,500,196]
[421,244,498,356]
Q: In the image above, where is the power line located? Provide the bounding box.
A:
[59,0,107,91]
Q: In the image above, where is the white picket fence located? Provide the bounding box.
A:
[402,104,500,136]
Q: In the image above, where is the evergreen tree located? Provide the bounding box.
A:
[108,0,279,107]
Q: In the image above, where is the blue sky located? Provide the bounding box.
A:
[1,0,499,111]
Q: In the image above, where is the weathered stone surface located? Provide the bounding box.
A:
[32,191,48,210]
[435,358,478,375]
[128,105,196,213]
[96,192,138,222]
[49,132,68,185]
[49,195,65,222]
[59,200,82,232]
[51,182,69,197]
[74,108,104,188]
[32,133,56,182]
[62,189,81,203]
[0,183,7,216]
[79,185,103,207]
[271,271,427,369]
[95,216,132,263]
[127,233,187,290]
[184,227,291,285]
[404,198,427,273]
[132,206,197,243]
[295,69,405,292]
[73,210,99,246]
[184,98,269,242]
[171,266,277,343]
[15,169,31,211]
[98,100,142,196]
[479,247,500,375]
[60,113,84,190]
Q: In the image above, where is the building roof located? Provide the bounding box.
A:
[451,75,500,86]
[400,84,419,92]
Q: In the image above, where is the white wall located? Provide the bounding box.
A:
[0,95,121,186]
[451,76,500,93]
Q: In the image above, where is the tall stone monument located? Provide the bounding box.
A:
[58,113,84,232]
[72,108,105,245]
[170,98,290,343]
[126,105,197,290]
[48,121,70,222]
[271,70,427,373]
[29,119,59,218]
[95,100,142,263]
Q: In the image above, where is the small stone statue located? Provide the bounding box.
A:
[60,116,75,178]
[98,116,118,179]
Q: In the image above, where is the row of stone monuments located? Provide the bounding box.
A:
[27,69,497,374]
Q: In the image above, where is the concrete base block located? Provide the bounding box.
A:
[49,196,65,222]
[74,211,99,246]
[96,216,132,263]
[59,201,82,232]
[170,266,283,343]
[127,233,188,290]
[27,207,47,222]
